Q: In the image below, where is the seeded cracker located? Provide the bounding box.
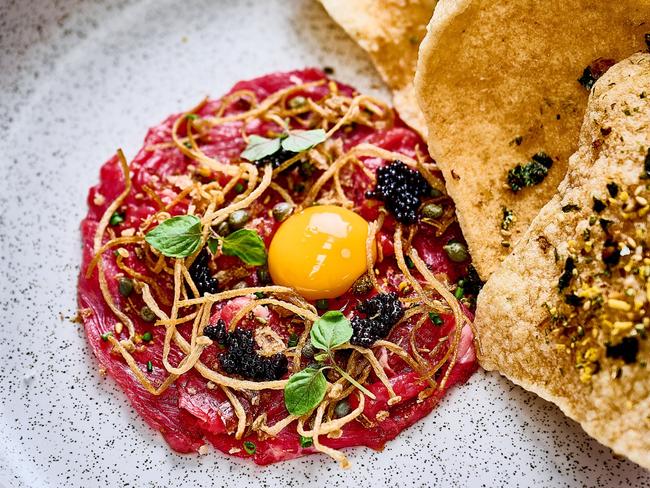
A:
[415,0,650,278]
[475,54,650,469]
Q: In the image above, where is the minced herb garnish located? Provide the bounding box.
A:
[592,197,607,213]
[557,257,576,291]
[561,204,580,213]
[547,175,650,383]
[507,152,553,192]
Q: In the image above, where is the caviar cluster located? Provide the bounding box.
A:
[189,250,219,296]
[350,292,404,347]
[256,149,297,169]
[366,160,430,224]
[203,319,288,381]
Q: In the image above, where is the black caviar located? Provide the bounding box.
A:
[350,292,404,347]
[365,160,430,224]
[256,149,297,169]
[203,319,288,381]
[189,249,219,296]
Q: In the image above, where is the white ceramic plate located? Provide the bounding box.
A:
[1,1,649,486]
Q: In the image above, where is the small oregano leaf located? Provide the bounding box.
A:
[281,129,326,153]
[221,229,267,266]
[207,237,219,255]
[310,311,353,351]
[241,135,282,161]
[284,367,328,416]
[144,215,202,258]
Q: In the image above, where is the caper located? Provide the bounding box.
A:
[443,242,469,263]
[430,188,443,198]
[334,400,351,418]
[140,306,156,322]
[315,299,329,310]
[288,96,306,109]
[301,342,315,359]
[118,277,134,297]
[421,203,444,220]
[215,221,231,236]
[272,202,293,222]
[256,266,271,285]
[228,209,249,230]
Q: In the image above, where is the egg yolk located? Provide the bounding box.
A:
[268,205,374,300]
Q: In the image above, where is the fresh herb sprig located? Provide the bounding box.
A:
[145,214,266,266]
[208,229,267,266]
[145,215,202,258]
[241,129,326,162]
[284,311,375,416]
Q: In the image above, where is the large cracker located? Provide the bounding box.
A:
[475,53,650,469]
[319,0,437,135]
[415,0,650,278]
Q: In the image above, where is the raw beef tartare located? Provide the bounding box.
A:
[78,69,478,467]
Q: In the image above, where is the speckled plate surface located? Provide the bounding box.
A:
[1,1,649,487]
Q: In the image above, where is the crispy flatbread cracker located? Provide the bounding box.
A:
[415,0,650,278]
[475,53,650,469]
[319,0,436,135]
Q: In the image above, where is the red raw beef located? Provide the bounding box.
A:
[78,68,478,464]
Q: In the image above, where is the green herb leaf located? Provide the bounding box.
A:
[299,435,313,448]
[310,311,353,351]
[207,237,219,255]
[241,135,281,161]
[284,367,328,416]
[220,229,267,266]
[243,441,256,455]
[281,129,326,153]
[109,212,124,226]
[428,311,444,326]
[145,215,202,258]
[314,353,328,362]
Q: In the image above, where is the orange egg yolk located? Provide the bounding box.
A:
[268,205,374,300]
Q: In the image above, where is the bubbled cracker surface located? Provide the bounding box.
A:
[415,0,650,279]
[475,53,650,469]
